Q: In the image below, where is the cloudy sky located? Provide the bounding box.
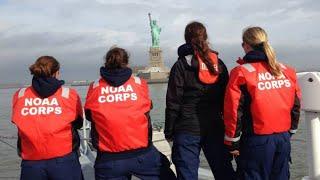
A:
[0,0,319,84]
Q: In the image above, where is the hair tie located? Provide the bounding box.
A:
[253,42,264,51]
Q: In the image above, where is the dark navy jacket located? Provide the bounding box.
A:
[165,44,229,139]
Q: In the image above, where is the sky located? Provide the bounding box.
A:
[0,0,319,84]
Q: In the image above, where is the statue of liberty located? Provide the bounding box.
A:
[148,13,161,47]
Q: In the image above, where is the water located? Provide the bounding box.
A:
[0,84,307,179]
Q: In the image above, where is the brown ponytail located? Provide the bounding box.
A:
[185,21,219,75]
[104,47,129,70]
[29,56,60,77]
[242,27,282,77]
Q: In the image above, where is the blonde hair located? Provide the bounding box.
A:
[242,26,282,76]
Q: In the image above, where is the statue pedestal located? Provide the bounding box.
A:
[149,47,164,68]
[137,47,169,80]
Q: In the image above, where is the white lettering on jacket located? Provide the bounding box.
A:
[21,98,62,116]
[201,63,208,70]
[257,72,291,90]
[200,63,218,71]
[98,84,138,103]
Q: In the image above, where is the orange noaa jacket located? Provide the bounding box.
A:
[84,76,152,153]
[224,59,301,150]
[12,86,83,160]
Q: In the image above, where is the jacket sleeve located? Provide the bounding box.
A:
[218,59,229,110]
[72,93,84,129]
[85,109,93,122]
[140,79,152,112]
[11,90,19,124]
[290,73,301,134]
[224,67,246,151]
[165,61,184,139]
[84,83,94,122]
[11,90,20,154]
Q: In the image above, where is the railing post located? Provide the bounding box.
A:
[298,72,320,180]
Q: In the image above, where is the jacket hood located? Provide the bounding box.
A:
[100,67,132,87]
[32,76,65,98]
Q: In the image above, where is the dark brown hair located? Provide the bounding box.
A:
[29,56,60,77]
[104,47,129,69]
[185,21,218,75]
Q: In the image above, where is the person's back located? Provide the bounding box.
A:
[230,61,298,135]
[165,21,235,180]
[12,56,83,180]
[224,27,301,180]
[167,44,229,137]
[85,73,151,153]
[84,47,175,180]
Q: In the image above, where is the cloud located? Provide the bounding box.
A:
[0,20,11,32]
[95,0,153,6]
[0,0,319,84]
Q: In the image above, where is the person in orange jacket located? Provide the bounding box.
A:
[12,56,84,180]
[224,27,301,180]
[84,47,175,180]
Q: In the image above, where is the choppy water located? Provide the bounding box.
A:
[0,84,307,179]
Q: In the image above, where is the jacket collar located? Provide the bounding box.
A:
[178,43,197,70]
[177,43,219,70]
[178,43,193,57]
[237,50,268,64]
[100,67,132,87]
[32,76,65,98]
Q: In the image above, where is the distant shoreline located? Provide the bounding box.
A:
[70,78,169,86]
[0,78,169,90]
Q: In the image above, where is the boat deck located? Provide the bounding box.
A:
[80,129,215,180]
